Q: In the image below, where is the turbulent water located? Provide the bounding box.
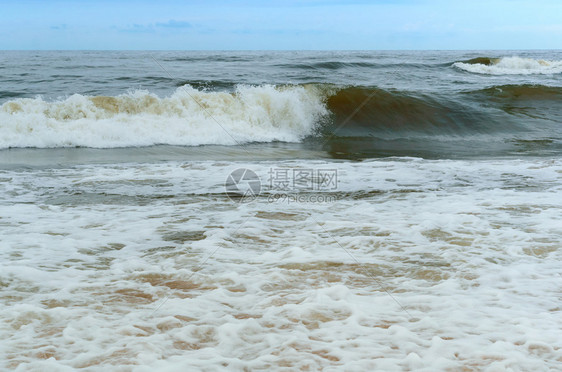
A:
[1,51,561,370]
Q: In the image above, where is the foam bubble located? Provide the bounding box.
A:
[1,158,562,370]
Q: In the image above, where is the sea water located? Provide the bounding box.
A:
[1,51,561,370]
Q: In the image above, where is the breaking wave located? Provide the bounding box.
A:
[454,56,562,75]
[0,85,330,149]
[1,83,560,149]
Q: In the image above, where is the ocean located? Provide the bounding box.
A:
[1,51,561,370]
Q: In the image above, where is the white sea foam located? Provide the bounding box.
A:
[454,56,562,75]
[0,84,329,149]
[1,158,561,370]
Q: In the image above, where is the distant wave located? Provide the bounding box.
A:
[1,83,560,149]
[453,56,562,75]
[458,57,502,66]
[276,61,381,70]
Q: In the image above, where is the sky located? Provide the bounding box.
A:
[1,0,561,50]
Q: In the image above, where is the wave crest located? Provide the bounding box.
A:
[453,56,562,75]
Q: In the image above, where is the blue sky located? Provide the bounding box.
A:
[1,0,561,50]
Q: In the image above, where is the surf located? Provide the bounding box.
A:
[0,85,329,149]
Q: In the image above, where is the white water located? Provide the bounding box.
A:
[0,84,329,149]
[1,158,561,370]
[454,56,562,75]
